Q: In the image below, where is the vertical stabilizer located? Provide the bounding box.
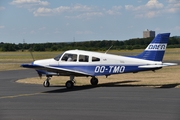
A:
[135,33,170,61]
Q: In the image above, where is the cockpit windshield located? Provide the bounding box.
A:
[54,53,63,61]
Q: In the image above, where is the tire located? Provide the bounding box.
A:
[66,81,74,89]
[43,80,50,87]
[90,77,98,85]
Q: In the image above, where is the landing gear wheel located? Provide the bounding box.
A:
[43,80,50,87]
[90,77,98,85]
[66,80,74,89]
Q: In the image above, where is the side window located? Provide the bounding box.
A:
[92,57,100,62]
[61,53,77,62]
[79,55,89,62]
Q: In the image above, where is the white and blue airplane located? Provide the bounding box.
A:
[21,33,177,89]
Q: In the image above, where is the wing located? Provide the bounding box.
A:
[138,63,177,68]
[21,64,91,76]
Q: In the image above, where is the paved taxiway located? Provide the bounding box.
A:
[0,69,180,120]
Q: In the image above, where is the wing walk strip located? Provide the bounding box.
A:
[0,92,44,99]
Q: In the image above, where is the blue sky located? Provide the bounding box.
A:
[0,0,180,43]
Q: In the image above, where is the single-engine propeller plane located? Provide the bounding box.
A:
[21,33,177,89]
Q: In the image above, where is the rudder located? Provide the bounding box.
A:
[135,33,170,61]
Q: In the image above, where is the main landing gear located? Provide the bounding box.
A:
[90,77,98,85]
[65,75,75,89]
[43,75,99,89]
[65,76,99,89]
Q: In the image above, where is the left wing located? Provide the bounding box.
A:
[21,64,91,76]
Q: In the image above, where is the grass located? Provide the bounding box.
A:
[0,51,62,61]
[0,48,179,62]
[0,63,23,71]
[0,51,62,71]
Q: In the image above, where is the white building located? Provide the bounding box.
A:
[143,29,155,38]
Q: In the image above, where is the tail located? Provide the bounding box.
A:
[135,33,170,61]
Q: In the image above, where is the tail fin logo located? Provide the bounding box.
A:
[145,43,167,51]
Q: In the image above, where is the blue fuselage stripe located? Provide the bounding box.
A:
[49,65,156,76]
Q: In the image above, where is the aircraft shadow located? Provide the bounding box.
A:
[156,83,180,89]
[43,80,144,94]
[43,80,139,93]
[43,80,180,93]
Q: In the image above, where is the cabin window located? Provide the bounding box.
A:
[54,53,63,61]
[79,55,89,62]
[61,53,77,62]
[92,57,100,62]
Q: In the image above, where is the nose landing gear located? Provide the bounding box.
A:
[43,75,52,87]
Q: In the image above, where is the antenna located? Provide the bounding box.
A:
[73,37,75,42]
[105,45,113,54]
[23,39,25,44]
[29,47,35,61]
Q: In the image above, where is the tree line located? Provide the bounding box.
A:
[0,37,180,52]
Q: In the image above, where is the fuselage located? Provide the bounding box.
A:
[33,50,162,76]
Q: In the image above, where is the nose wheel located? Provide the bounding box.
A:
[43,77,51,87]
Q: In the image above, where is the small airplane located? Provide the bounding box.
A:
[21,33,177,89]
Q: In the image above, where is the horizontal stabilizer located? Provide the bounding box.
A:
[138,63,177,68]
[161,63,178,66]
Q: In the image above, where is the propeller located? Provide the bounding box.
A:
[29,47,35,61]
[29,47,42,78]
